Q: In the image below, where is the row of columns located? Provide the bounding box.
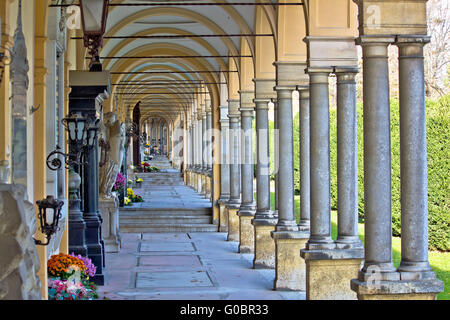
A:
[211,35,442,300]
[186,99,213,201]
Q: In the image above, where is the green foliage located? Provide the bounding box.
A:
[285,95,449,251]
[331,96,449,251]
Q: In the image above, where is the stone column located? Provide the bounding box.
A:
[335,67,363,250]
[272,98,279,216]
[218,105,230,232]
[297,87,310,231]
[271,85,309,291]
[205,104,213,200]
[226,99,241,242]
[299,67,363,300]
[196,111,203,193]
[201,106,207,196]
[352,35,443,300]
[237,91,256,253]
[304,70,334,250]
[397,36,434,276]
[351,38,398,281]
[252,79,277,269]
[191,115,197,189]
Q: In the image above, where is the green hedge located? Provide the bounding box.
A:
[287,95,449,251]
[329,95,449,251]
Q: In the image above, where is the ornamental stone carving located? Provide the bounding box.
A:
[99,112,126,200]
[0,184,42,300]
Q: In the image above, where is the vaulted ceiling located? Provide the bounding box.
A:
[96,0,279,123]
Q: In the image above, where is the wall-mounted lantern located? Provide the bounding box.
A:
[46,113,97,171]
[34,196,64,246]
[79,0,109,70]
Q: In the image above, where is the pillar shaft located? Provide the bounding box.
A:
[397,37,432,273]
[335,68,362,248]
[359,38,396,274]
[272,98,279,215]
[197,116,203,169]
[298,89,310,231]
[306,71,334,249]
[274,87,298,231]
[255,99,272,217]
[202,112,207,170]
[228,113,241,205]
[206,110,213,170]
[239,108,255,210]
[219,110,230,200]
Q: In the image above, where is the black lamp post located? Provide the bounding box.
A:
[45,113,91,256]
[80,118,105,284]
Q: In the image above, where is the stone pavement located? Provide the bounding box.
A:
[97,232,306,300]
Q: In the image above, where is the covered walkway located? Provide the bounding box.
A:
[98,232,304,300]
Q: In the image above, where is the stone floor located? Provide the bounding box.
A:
[97,232,306,300]
[102,155,305,300]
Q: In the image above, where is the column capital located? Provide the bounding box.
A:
[356,35,396,46]
[304,36,358,69]
[239,107,255,116]
[253,78,276,100]
[227,99,240,116]
[274,60,308,87]
[395,35,430,45]
[253,98,271,108]
[395,35,430,57]
[334,67,360,82]
[306,69,331,85]
[298,89,309,100]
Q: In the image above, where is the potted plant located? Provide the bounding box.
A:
[47,253,98,300]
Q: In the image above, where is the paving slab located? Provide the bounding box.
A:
[98,232,306,300]
[139,242,196,252]
[136,271,213,288]
[138,255,202,268]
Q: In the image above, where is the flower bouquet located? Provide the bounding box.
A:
[113,172,126,207]
[47,253,98,300]
[126,187,144,204]
[134,177,143,189]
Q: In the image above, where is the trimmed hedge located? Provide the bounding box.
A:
[287,95,449,251]
[329,95,449,251]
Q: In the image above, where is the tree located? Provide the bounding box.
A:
[424,0,450,98]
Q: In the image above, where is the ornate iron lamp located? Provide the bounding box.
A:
[46,113,97,171]
[34,196,64,246]
[79,0,109,71]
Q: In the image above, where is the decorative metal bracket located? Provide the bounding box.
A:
[30,104,40,114]
[46,145,83,171]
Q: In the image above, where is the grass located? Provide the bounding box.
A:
[261,190,449,300]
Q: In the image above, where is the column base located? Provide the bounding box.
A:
[226,204,240,242]
[351,278,443,300]
[252,218,277,269]
[272,231,309,291]
[218,198,229,232]
[238,210,256,253]
[300,248,364,300]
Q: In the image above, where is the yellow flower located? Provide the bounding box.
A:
[127,188,134,197]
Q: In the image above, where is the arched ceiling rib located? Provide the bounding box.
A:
[101,0,278,123]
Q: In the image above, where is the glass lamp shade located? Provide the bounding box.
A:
[63,113,88,148]
[79,0,109,35]
[87,126,98,148]
[36,196,64,236]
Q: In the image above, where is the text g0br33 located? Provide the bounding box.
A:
[224,305,269,315]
